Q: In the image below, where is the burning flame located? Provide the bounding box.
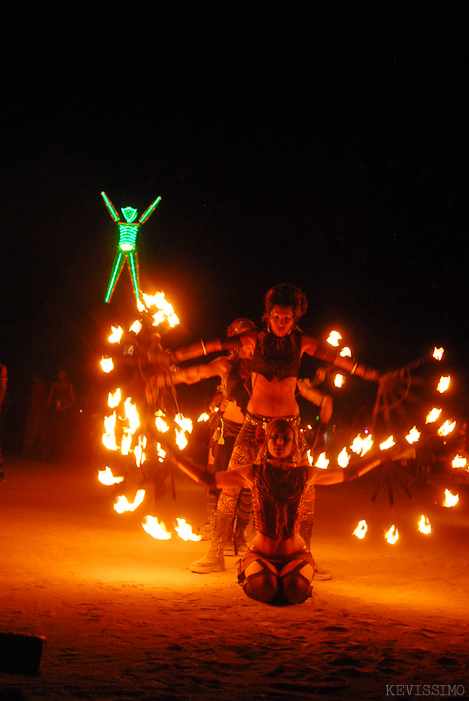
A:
[353,520,368,539]
[156,442,166,462]
[417,515,431,534]
[142,515,171,540]
[426,408,442,424]
[174,413,193,450]
[452,455,467,469]
[384,525,399,544]
[155,412,170,433]
[108,387,121,409]
[100,357,114,373]
[437,420,456,437]
[174,518,202,542]
[134,435,147,467]
[327,330,341,347]
[443,489,459,507]
[380,436,395,451]
[334,374,345,388]
[437,376,451,393]
[350,433,374,457]
[138,291,179,328]
[114,489,146,514]
[123,398,140,434]
[337,447,350,468]
[340,347,352,357]
[406,426,421,444]
[98,466,124,485]
[433,347,444,361]
[198,413,210,422]
[108,326,123,344]
[103,412,118,451]
[315,452,329,469]
[129,319,143,335]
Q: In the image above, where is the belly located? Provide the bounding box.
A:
[248,373,299,416]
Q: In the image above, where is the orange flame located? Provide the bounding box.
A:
[315,452,329,469]
[417,515,431,534]
[426,408,442,424]
[103,412,118,451]
[129,319,143,335]
[433,347,444,360]
[327,330,341,347]
[384,525,399,544]
[443,489,459,507]
[437,420,456,437]
[114,489,146,514]
[198,413,210,422]
[353,520,368,539]
[406,426,421,444]
[142,515,171,540]
[350,434,374,456]
[337,448,350,468]
[334,374,345,388]
[174,518,202,542]
[340,347,352,358]
[108,387,121,409]
[380,436,396,451]
[100,357,114,373]
[452,455,467,469]
[98,466,124,485]
[437,376,451,393]
[108,326,123,344]
[174,413,193,450]
[139,291,180,328]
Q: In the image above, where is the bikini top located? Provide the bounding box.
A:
[251,327,302,382]
[251,459,309,540]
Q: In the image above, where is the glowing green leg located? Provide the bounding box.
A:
[105,252,126,303]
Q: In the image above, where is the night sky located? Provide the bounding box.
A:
[2,2,469,420]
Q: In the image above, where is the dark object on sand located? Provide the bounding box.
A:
[0,632,45,676]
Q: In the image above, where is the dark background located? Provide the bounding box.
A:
[1,1,468,446]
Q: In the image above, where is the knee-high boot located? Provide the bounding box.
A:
[190,512,231,573]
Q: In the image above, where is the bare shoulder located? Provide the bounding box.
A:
[301,333,320,355]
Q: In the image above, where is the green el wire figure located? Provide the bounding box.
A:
[101,191,161,303]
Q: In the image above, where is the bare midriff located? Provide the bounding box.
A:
[251,532,304,556]
[247,373,299,417]
[222,401,245,424]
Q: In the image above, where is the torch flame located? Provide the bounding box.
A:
[340,347,352,358]
[443,489,459,507]
[437,376,451,393]
[417,515,431,534]
[426,408,442,424]
[103,412,118,451]
[123,397,140,434]
[139,291,180,328]
[452,455,467,469]
[384,525,399,544]
[114,489,146,514]
[315,452,329,469]
[129,319,143,335]
[437,420,456,437]
[433,347,444,361]
[174,518,202,542]
[406,426,421,444]
[142,515,172,540]
[350,434,374,457]
[100,357,114,373]
[334,374,345,388]
[353,520,368,539]
[108,387,121,408]
[108,326,123,344]
[174,413,193,450]
[327,330,341,347]
[337,447,350,468]
[380,436,396,451]
[198,413,210,422]
[98,466,124,485]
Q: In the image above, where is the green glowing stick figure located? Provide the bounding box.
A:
[101,191,161,303]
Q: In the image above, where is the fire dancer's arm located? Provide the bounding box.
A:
[150,357,231,388]
[301,335,381,382]
[309,447,416,486]
[170,449,252,490]
[173,330,257,363]
[296,379,333,424]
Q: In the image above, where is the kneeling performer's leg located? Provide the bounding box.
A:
[280,556,314,605]
[238,557,278,604]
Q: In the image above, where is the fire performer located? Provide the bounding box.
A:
[169,418,409,605]
[169,284,379,573]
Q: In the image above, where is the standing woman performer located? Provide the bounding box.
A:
[171,284,380,573]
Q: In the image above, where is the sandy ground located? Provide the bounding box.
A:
[1,455,468,701]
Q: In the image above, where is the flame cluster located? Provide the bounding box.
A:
[98,291,200,542]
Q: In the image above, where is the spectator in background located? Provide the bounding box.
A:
[22,373,49,459]
[42,368,76,463]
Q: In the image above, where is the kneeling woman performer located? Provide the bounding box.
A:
[171,418,404,606]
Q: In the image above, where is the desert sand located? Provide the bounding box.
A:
[1,455,468,701]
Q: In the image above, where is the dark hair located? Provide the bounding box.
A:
[262,284,308,322]
[257,418,303,465]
